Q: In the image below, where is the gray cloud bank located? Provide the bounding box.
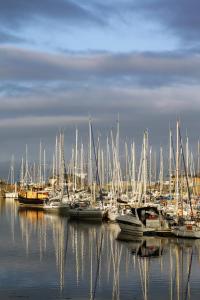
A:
[1,46,200,140]
[1,46,200,87]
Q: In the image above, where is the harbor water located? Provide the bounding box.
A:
[0,198,200,300]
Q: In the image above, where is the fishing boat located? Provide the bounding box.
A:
[18,190,49,206]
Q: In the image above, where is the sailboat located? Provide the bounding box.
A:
[5,155,18,199]
[172,121,200,238]
[43,131,70,214]
[68,121,106,222]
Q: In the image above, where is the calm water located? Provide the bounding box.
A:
[0,198,200,300]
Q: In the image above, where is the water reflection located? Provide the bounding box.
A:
[1,199,200,299]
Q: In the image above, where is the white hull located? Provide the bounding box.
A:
[5,192,18,199]
[43,201,69,214]
[116,215,143,236]
[69,208,104,221]
[172,225,200,239]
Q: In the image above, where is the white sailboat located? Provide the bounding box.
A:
[5,155,18,199]
[172,121,200,238]
[43,131,70,214]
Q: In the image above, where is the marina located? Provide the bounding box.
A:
[0,120,200,299]
[2,121,200,238]
[1,1,200,298]
[1,198,200,299]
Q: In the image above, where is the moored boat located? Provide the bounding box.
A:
[18,190,49,206]
[172,222,200,239]
[116,214,143,236]
[68,201,105,221]
[5,191,18,199]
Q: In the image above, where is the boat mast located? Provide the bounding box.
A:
[39,140,42,185]
[131,141,136,198]
[169,128,172,199]
[198,140,200,176]
[149,146,152,188]
[43,148,46,185]
[55,136,58,182]
[175,121,179,213]
[10,154,15,186]
[74,128,78,191]
[20,156,24,188]
[88,119,93,190]
[143,130,148,203]
[80,143,84,190]
[154,150,157,188]
[59,131,65,196]
[159,146,163,195]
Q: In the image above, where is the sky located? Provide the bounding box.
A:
[1,0,200,177]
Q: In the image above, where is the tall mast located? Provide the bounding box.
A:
[23,144,31,186]
[55,136,58,179]
[101,149,104,188]
[149,146,152,188]
[175,121,179,212]
[43,148,46,185]
[80,143,84,190]
[39,141,42,185]
[159,146,163,195]
[10,154,15,185]
[60,131,65,195]
[88,119,93,188]
[33,162,36,184]
[116,114,119,161]
[154,151,157,185]
[198,140,200,176]
[52,153,55,192]
[106,136,110,189]
[74,128,78,191]
[20,156,24,188]
[131,142,136,197]
[186,135,189,176]
[125,141,129,194]
[169,129,172,199]
[142,130,148,203]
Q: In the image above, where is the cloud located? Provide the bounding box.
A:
[0,0,104,29]
[132,0,200,46]
[0,80,199,171]
[0,31,24,43]
[1,46,200,87]
[0,115,89,129]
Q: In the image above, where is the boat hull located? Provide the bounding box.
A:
[69,208,104,221]
[116,215,143,236]
[18,196,48,206]
[43,203,69,215]
[5,192,18,199]
[172,227,200,239]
